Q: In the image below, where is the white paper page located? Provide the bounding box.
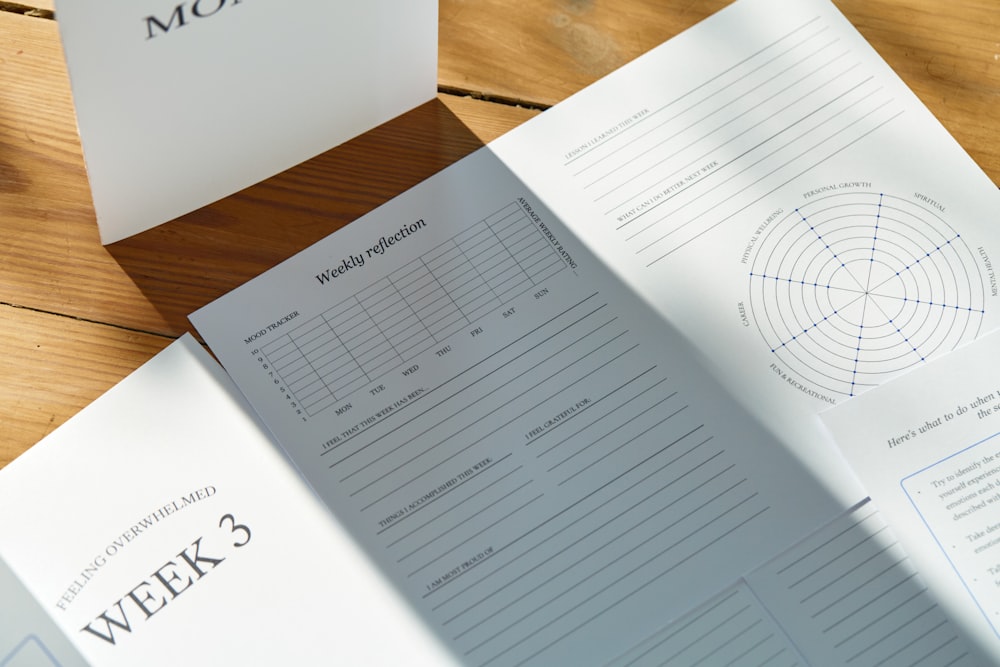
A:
[822,330,1000,659]
[0,336,458,666]
[55,0,437,243]
[191,147,845,665]
[1,556,90,667]
[602,582,809,667]
[747,500,990,665]
[490,0,1000,505]
[602,500,991,666]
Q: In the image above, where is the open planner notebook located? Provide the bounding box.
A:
[4,0,999,664]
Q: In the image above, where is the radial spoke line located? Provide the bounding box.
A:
[861,295,927,362]
[865,234,981,314]
[847,293,872,396]
[798,207,867,292]
[745,191,984,397]
[748,280,870,352]
[862,193,884,291]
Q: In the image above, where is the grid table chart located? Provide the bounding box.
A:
[261,202,568,416]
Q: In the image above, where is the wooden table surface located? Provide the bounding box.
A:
[1,0,998,470]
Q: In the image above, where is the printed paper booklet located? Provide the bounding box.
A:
[4,0,999,664]
[187,0,1000,662]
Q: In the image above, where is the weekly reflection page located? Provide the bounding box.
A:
[192,147,843,666]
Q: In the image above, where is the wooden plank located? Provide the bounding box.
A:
[440,0,729,107]
[0,12,538,338]
[11,0,1000,184]
[439,0,1000,182]
[438,94,541,144]
[841,0,1000,183]
[0,2,51,17]
[0,305,171,469]
[101,94,538,336]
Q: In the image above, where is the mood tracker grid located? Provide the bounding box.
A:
[260,202,569,416]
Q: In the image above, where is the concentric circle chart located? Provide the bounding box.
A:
[748,191,985,397]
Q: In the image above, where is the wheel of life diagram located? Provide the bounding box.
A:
[747,190,985,398]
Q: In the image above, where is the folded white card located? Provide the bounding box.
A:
[54,0,438,243]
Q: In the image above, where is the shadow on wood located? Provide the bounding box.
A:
[107,98,488,337]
